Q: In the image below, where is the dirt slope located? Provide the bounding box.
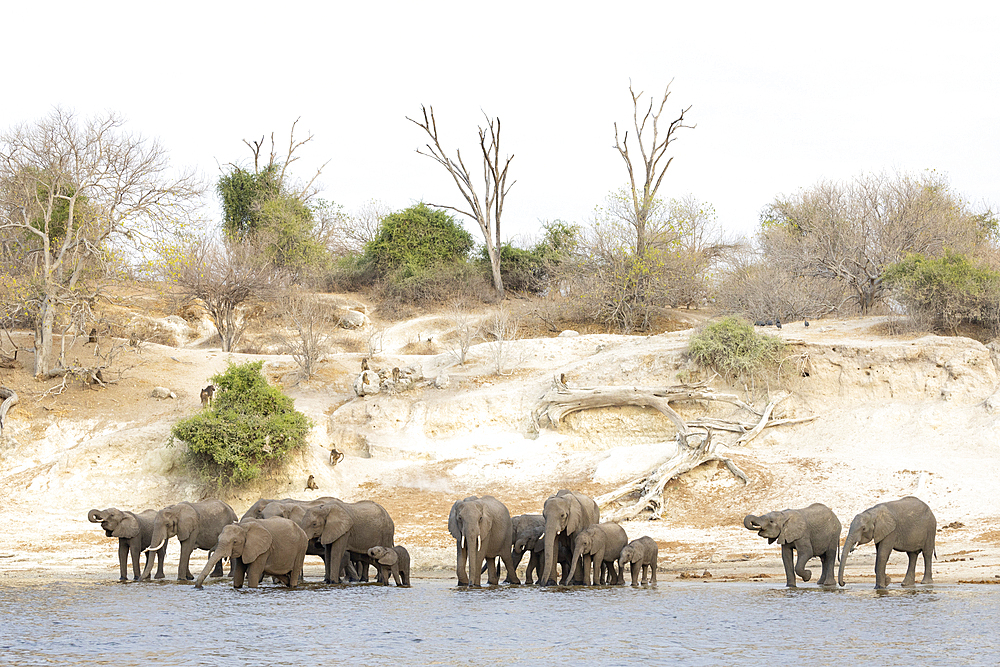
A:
[1,310,998,585]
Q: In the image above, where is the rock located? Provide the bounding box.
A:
[353,370,381,396]
[434,374,450,389]
[339,309,370,329]
[151,387,175,399]
[559,330,580,337]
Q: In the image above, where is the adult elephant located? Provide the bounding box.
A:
[141,500,238,581]
[448,495,520,586]
[743,503,841,587]
[88,508,167,581]
[839,496,936,589]
[567,522,629,586]
[297,499,395,584]
[540,489,599,586]
[193,517,308,589]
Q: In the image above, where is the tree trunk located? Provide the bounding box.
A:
[487,244,504,295]
[33,297,55,378]
[0,386,18,438]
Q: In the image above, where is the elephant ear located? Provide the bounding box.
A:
[377,549,398,566]
[564,495,585,536]
[242,523,272,563]
[872,507,897,544]
[447,502,462,540]
[778,512,806,545]
[112,512,141,539]
[320,504,353,545]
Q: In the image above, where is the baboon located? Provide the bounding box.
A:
[361,357,369,371]
[87,328,97,344]
[305,474,318,491]
[392,367,400,382]
[200,384,215,408]
[560,373,568,386]
[330,448,344,466]
[129,331,140,349]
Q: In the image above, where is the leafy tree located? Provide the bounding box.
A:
[365,203,474,273]
[0,107,201,377]
[485,220,581,293]
[760,171,986,314]
[217,120,329,275]
[884,250,1000,334]
[172,360,312,488]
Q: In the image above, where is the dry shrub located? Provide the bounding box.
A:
[400,340,440,355]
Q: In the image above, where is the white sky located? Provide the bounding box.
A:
[3,2,998,244]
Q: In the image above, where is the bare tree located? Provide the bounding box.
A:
[280,287,334,380]
[0,108,202,377]
[761,171,984,314]
[174,238,283,352]
[345,199,391,253]
[614,82,694,258]
[408,105,514,295]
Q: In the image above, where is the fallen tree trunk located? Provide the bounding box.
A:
[0,386,18,436]
[534,380,814,520]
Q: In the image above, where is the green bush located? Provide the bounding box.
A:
[482,220,581,293]
[884,250,1000,334]
[171,360,312,488]
[687,316,786,386]
[365,203,474,272]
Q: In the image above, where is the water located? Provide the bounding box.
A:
[2,575,998,666]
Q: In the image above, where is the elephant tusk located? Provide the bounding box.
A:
[146,540,164,552]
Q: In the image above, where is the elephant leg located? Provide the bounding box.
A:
[117,540,130,581]
[631,562,640,586]
[499,549,521,585]
[392,565,402,587]
[780,544,797,587]
[232,560,247,589]
[456,542,469,586]
[902,552,918,587]
[211,557,225,578]
[921,546,933,584]
[818,550,836,586]
[874,542,892,589]
[793,547,813,583]
[178,541,195,581]
[246,561,265,589]
[485,555,499,585]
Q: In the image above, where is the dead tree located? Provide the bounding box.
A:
[533,380,815,521]
[0,385,18,437]
[614,81,694,258]
[407,105,514,295]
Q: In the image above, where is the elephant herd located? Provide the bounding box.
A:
[88,490,937,591]
[744,495,938,589]
[89,496,408,589]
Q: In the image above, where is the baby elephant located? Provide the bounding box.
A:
[618,536,659,586]
[568,522,629,586]
[744,502,842,587]
[368,545,411,587]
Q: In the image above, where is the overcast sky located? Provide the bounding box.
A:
[3,2,998,244]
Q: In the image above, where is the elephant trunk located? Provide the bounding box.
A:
[194,546,229,589]
[743,514,762,530]
[838,529,860,587]
[567,544,584,585]
[541,515,561,585]
[88,509,104,523]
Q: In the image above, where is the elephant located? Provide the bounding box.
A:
[448,495,520,586]
[141,499,238,581]
[567,522,629,586]
[368,545,411,587]
[839,496,936,589]
[618,536,659,586]
[540,489,600,585]
[297,499,395,584]
[193,517,308,589]
[88,508,167,581]
[744,502,842,587]
[510,514,544,574]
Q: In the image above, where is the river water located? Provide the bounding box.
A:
[1,575,998,666]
